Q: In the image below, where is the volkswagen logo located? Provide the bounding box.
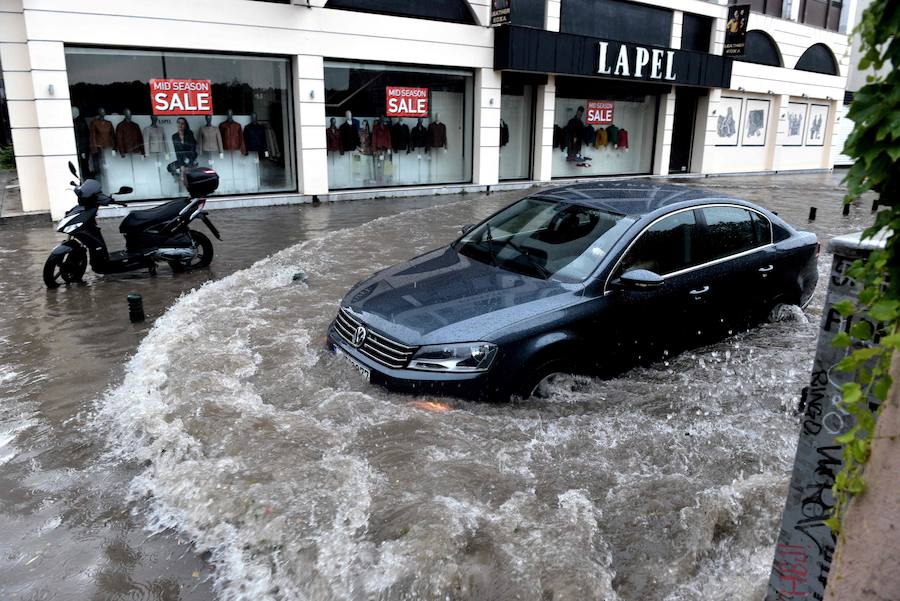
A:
[352,326,367,348]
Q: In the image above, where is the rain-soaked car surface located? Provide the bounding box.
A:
[329,181,819,400]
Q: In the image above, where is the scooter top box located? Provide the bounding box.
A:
[185,168,219,198]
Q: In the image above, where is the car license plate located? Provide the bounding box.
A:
[336,348,371,383]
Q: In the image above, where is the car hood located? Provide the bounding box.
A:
[342,246,578,345]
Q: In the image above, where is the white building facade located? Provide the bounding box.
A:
[0,0,855,219]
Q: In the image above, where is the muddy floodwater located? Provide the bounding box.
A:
[0,174,877,600]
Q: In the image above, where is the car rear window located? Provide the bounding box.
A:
[699,206,760,262]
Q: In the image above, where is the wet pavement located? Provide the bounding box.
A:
[0,172,878,600]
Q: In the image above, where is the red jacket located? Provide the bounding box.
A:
[372,121,392,151]
[617,129,629,150]
[219,120,247,155]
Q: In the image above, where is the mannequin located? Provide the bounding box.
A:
[243,112,268,158]
[427,113,447,153]
[339,111,360,154]
[199,114,224,158]
[358,120,372,155]
[326,117,341,153]
[372,117,392,154]
[72,107,92,177]
[144,115,169,158]
[410,117,428,155]
[219,109,247,155]
[115,108,145,157]
[89,107,115,156]
[391,117,410,153]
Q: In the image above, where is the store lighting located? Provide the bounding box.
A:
[309,89,315,99]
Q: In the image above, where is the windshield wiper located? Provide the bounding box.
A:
[504,238,553,280]
[484,222,498,267]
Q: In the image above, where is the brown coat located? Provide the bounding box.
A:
[115,120,144,156]
[89,118,115,152]
[218,120,247,155]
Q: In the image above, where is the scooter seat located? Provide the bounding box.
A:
[119,199,191,233]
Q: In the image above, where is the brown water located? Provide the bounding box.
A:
[0,174,877,600]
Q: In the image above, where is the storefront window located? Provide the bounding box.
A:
[552,77,659,179]
[324,61,473,190]
[65,47,295,201]
[499,76,535,181]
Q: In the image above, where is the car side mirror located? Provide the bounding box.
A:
[611,269,665,290]
[461,224,476,235]
[116,186,133,195]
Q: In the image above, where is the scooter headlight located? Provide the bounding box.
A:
[408,342,497,372]
[62,223,80,234]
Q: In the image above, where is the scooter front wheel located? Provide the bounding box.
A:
[169,229,214,273]
[43,249,87,288]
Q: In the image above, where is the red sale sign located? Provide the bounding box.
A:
[150,79,213,116]
[586,100,615,125]
[386,87,429,118]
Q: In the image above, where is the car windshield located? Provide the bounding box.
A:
[455,197,635,283]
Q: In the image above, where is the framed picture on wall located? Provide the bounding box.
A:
[715,97,742,146]
[742,98,770,146]
[782,102,808,146]
[805,104,829,146]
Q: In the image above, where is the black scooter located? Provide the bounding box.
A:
[43,162,222,288]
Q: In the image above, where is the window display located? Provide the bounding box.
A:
[324,61,473,189]
[552,77,658,178]
[66,47,295,201]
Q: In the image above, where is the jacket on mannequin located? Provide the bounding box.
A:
[391,121,410,152]
[499,121,510,147]
[326,126,341,152]
[219,120,247,155]
[144,125,167,154]
[427,122,447,150]
[244,122,268,154]
[89,118,115,152]
[372,120,392,152]
[410,123,428,151]
[339,121,360,154]
[199,125,224,153]
[617,128,629,150]
[116,120,145,156]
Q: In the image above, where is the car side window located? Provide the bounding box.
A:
[699,206,759,262]
[618,210,698,276]
[750,211,773,245]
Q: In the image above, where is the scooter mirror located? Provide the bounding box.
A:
[116,186,134,195]
[68,162,78,178]
[70,181,78,187]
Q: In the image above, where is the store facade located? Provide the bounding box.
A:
[0,0,853,220]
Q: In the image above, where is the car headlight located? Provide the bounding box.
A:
[408,342,497,372]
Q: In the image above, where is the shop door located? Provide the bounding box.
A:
[669,88,700,174]
[499,74,538,181]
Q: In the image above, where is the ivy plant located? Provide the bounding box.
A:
[825,0,900,534]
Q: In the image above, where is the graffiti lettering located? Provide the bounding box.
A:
[774,544,808,598]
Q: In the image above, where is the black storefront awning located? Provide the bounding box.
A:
[494,25,733,89]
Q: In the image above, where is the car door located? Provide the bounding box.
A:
[696,205,778,332]
[604,208,714,364]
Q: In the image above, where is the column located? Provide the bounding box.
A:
[699,88,723,174]
[473,68,501,187]
[294,55,328,197]
[545,0,561,32]
[532,75,555,182]
[820,98,840,169]
[2,1,77,219]
[769,94,790,171]
[652,90,676,176]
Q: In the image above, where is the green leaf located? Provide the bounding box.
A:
[875,375,893,401]
[851,320,875,340]
[847,476,866,494]
[842,382,863,405]
[824,516,841,533]
[835,426,860,444]
[833,331,853,348]
[870,300,900,322]
[834,300,857,318]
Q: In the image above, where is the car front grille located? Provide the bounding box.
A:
[333,307,417,369]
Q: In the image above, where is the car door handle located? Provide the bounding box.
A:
[758,265,774,273]
[689,286,710,296]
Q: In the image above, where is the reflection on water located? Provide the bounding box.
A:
[0,173,879,600]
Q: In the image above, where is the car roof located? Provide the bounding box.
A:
[533,180,744,217]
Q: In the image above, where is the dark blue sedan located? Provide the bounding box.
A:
[329,182,819,400]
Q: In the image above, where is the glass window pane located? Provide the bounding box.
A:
[324,61,473,190]
[700,207,757,261]
[65,47,296,202]
[620,210,697,276]
[750,211,772,245]
[500,81,534,181]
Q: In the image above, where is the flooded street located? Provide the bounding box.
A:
[0,173,877,600]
